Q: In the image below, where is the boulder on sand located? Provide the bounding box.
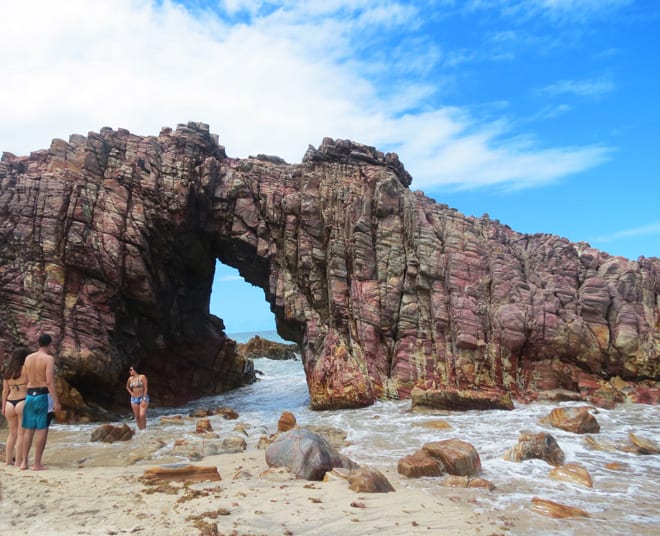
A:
[265,428,354,480]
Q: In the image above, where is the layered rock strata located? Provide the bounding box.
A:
[0,122,658,420]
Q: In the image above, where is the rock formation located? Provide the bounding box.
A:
[0,122,658,420]
[236,335,299,360]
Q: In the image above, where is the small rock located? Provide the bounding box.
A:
[142,464,221,483]
[549,463,593,488]
[160,415,186,425]
[423,439,482,476]
[195,418,213,434]
[278,411,297,432]
[441,475,495,491]
[530,497,589,519]
[397,450,444,478]
[347,466,395,493]
[540,406,600,434]
[221,436,247,453]
[90,423,134,443]
[504,431,564,466]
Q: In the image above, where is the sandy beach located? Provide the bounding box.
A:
[0,438,502,536]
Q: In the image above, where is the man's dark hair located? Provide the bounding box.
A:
[38,333,53,347]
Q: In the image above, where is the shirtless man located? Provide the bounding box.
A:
[20,333,61,470]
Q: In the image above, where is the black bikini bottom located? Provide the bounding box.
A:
[6,398,26,407]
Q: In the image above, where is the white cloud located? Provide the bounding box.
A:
[0,0,611,192]
[534,104,573,120]
[535,0,632,14]
[591,222,660,244]
[538,77,615,97]
[465,0,632,19]
[219,275,244,282]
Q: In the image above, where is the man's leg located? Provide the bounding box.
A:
[20,428,35,470]
[32,428,48,469]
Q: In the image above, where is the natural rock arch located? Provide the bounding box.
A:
[0,122,658,421]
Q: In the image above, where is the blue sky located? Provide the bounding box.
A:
[1,1,658,332]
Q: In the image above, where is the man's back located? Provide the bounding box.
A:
[25,350,52,388]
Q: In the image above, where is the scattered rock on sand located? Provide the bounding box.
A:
[141,463,221,483]
[347,466,395,493]
[90,423,135,443]
[265,428,354,480]
[220,436,247,453]
[397,450,445,478]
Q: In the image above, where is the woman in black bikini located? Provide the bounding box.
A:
[2,347,30,466]
[126,365,149,429]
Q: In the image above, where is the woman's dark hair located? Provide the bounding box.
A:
[3,347,30,380]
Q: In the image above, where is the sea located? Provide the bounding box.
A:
[22,330,660,535]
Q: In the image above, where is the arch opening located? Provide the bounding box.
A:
[210,260,278,337]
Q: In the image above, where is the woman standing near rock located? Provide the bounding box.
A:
[2,347,30,465]
[126,365,149,430]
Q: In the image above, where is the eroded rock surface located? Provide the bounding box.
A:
[0,123,658,420]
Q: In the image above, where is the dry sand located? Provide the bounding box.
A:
[0,440,507,536]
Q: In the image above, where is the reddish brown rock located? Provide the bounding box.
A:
[142,464,221,483]
[530,497,590,519]
[604,462,628,471]
[627,385,660,404]
[191,409,213,417]
[0,123,658,420]
[548,463,593,488]
[414,419,452,430]
[628,432,660,454]
[411,387,514,411]
[422,439,482,476]
[584,434,617,452]
[277,411,297,432]
[215,407,239,420]
[90,423,134,443]
[540,406,601,434]
[397,450,445,478]
[237,335,299,360]
[160,415,186,425]
[347,466,395,493]
[195,418,213,434]
[504,431,565,466]
[441,475,495,491]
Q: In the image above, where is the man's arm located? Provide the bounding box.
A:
[45,355,60,411]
